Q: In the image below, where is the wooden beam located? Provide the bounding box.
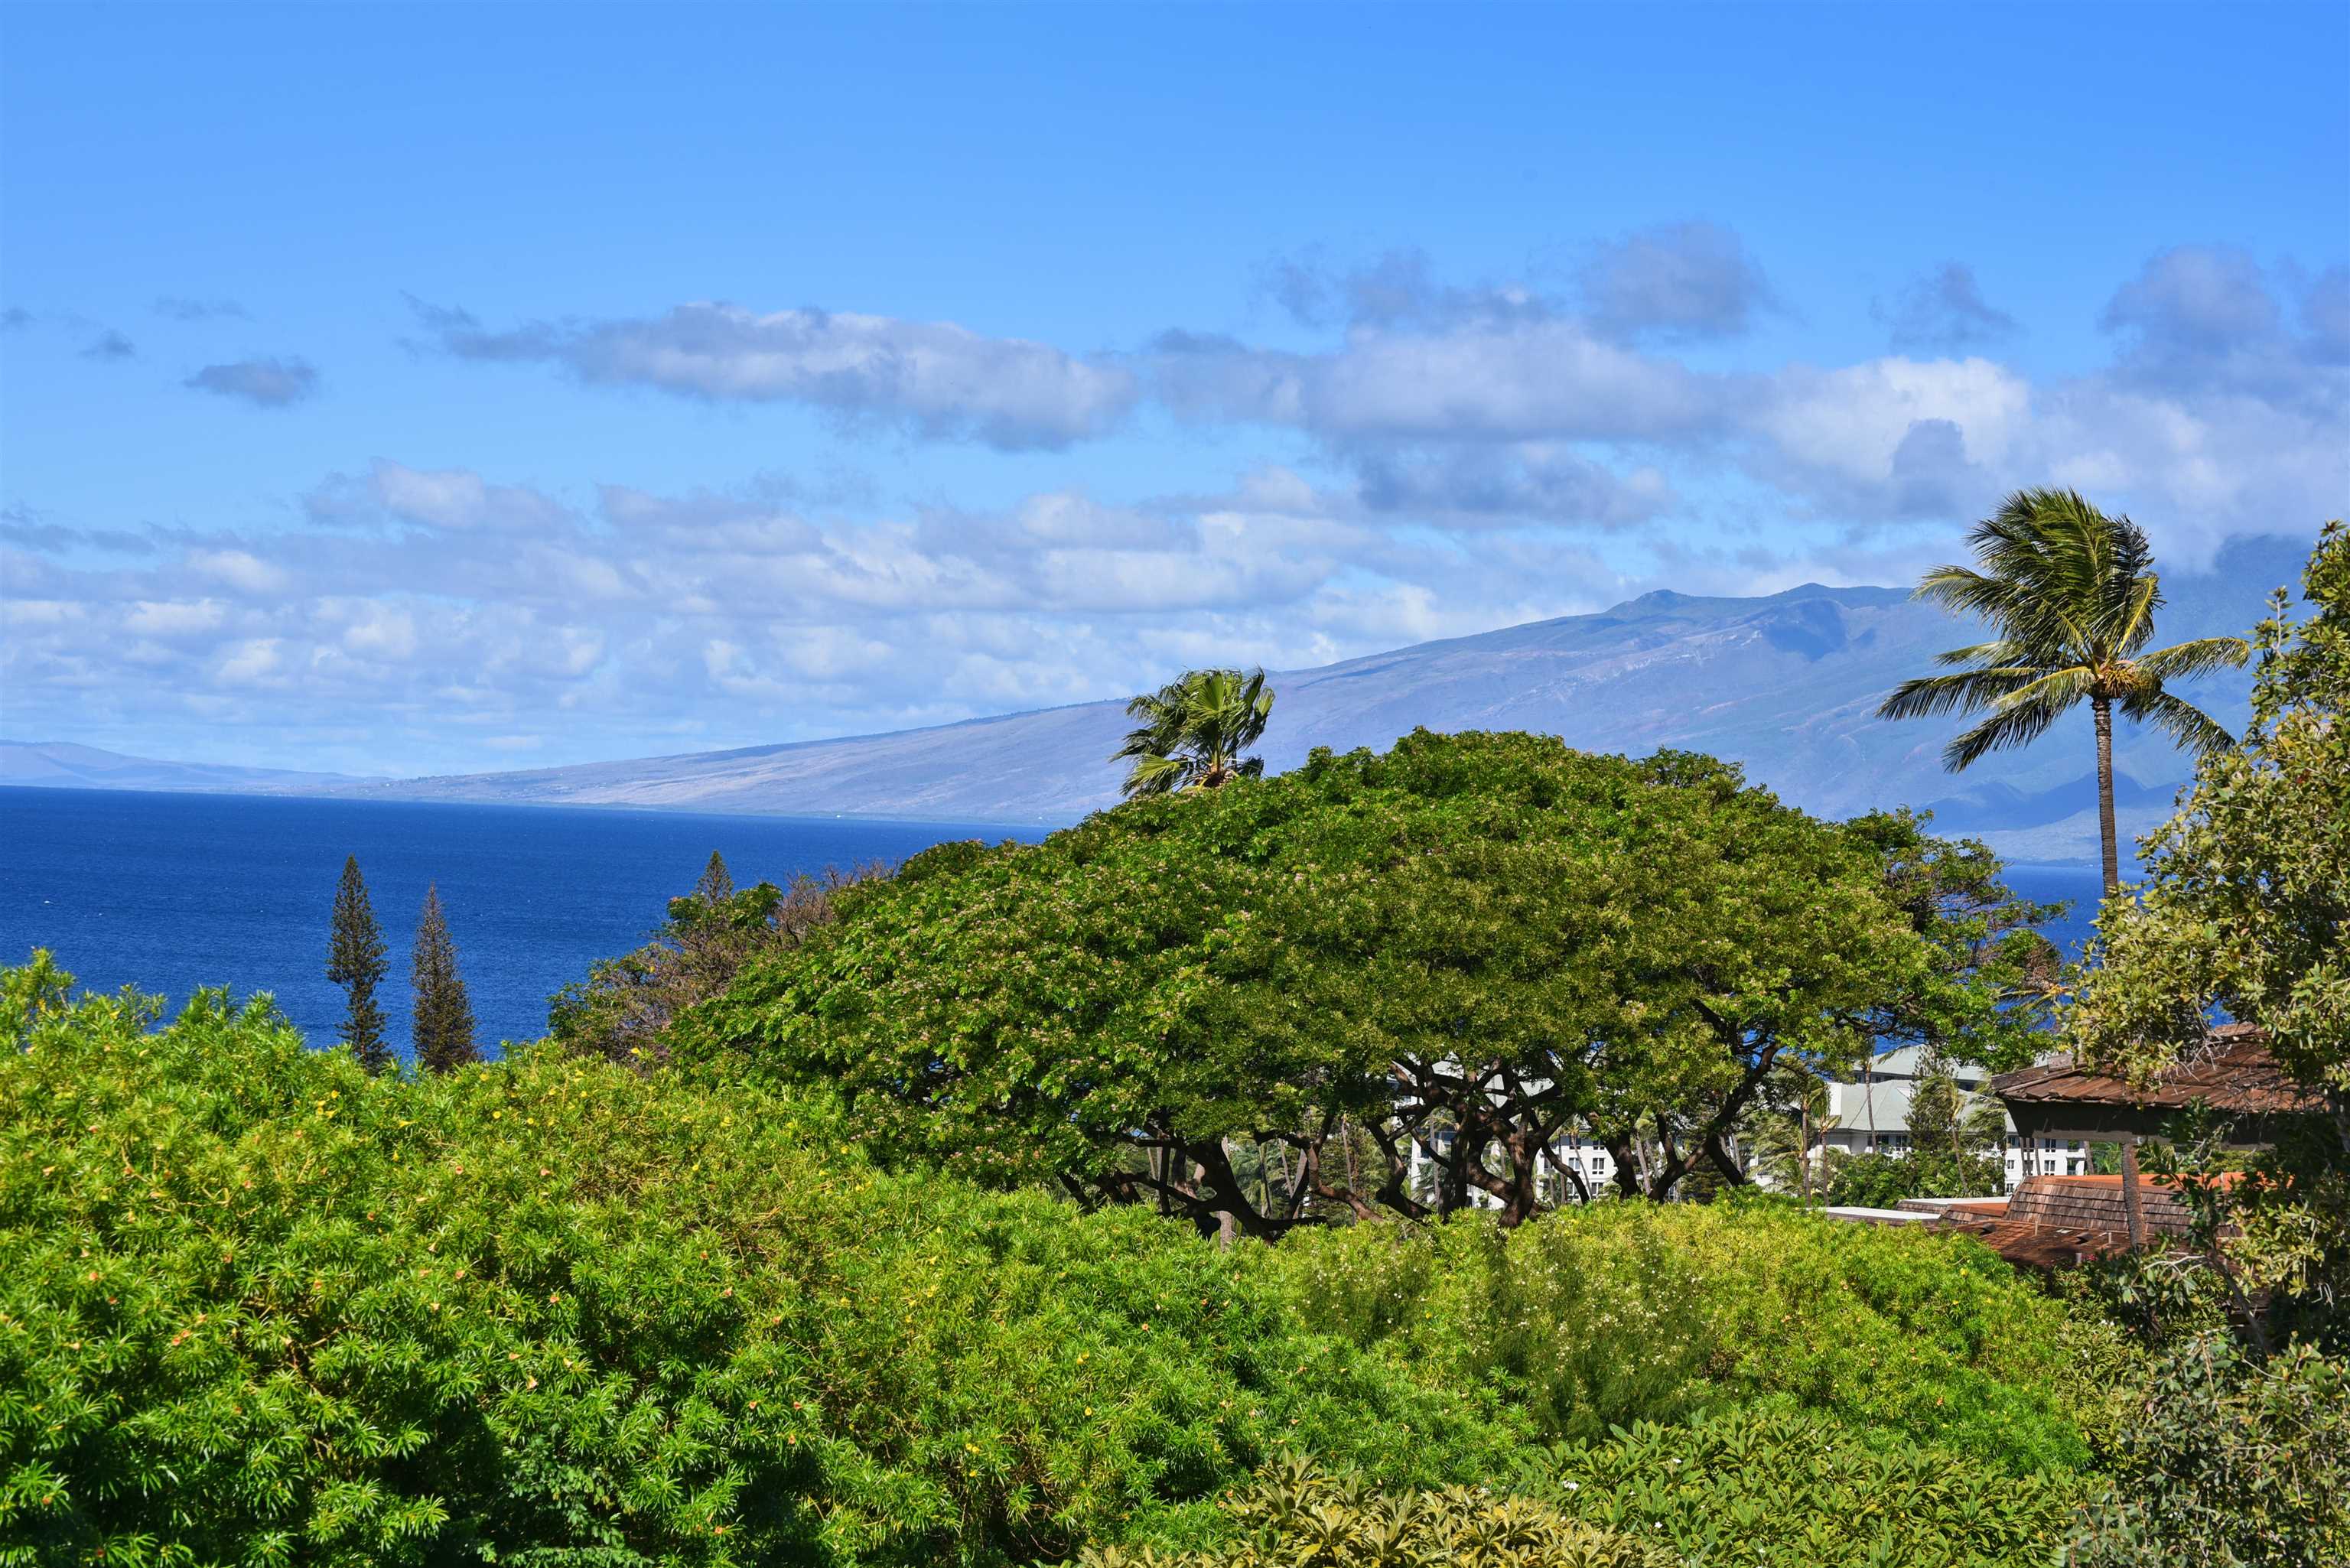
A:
[2120,1134,2147,1251]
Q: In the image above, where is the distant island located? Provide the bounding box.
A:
[2,533,2297,863]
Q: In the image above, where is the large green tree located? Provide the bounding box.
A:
[1111,666,1274,799]
[1878,488,2250,893]
[326,854,391,1073]
[411,884,478,1073]
[2070,520,2348,1344]
[691,730,2051,1231]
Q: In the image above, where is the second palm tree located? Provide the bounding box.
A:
[1112,667,1276,801]
[1879,488,2249,893]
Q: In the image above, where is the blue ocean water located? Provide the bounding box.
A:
[0,786,1043,1056]
[0,786,2110,1059]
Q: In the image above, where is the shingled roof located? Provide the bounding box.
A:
[1923,1173,2223,1271]
[1993,1023,2319,1139]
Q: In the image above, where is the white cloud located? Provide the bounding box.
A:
[8,239,2344,776]
[1756,356,2032,483]
[419,299,1138,451]
[125,599,228,638]
[189,548,289,594]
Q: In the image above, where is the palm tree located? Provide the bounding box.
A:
[1878,489,2249,893]
[1112,667,1275,800]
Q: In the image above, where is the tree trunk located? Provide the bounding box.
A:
[1798,1107,1812,1199]
[2093,695,2121,896]
[1216,1138,1237,1249]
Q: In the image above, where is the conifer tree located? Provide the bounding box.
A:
[411,884,479,1073]
[326,855,391,1073]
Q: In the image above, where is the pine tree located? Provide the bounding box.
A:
[411,884,479,1073]
[326,855,391,1073]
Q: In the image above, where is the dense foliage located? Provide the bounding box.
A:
[691,731,2055,1233]
[0,968,1540,1566]
[2047,522,2350,1564]
[1259,1198,2104,1472]
[1077,1456,1670,1568]
[2071,520,2348,1340]
[1539,1408,2088,1568]
[2072,1335,2349,1567]
[550,854,849,1068]
[2,958,2111,1567]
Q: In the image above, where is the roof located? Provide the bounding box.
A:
[1925,1173,2223,1271]
[1992,1024,2318,1137]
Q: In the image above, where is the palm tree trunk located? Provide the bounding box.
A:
[2092,695,2120,895]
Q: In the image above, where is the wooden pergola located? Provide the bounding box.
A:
[1990,1023,2314,1250]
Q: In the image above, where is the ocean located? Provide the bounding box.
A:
[1,786,1044,1055]
[0,786,2108,1059]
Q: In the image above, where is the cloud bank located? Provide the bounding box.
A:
[6,239,2342,773]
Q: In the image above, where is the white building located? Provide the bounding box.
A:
[1823,1045,2089,1190]
[1389,1043,2087,1209]
[1407,1126,1619,1207]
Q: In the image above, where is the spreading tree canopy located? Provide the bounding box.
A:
[692,730,2055,1234]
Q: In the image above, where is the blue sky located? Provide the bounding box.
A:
[4,2,2345,776]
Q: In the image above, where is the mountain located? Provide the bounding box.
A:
[330,532,2305,862]
[0,741,364,795]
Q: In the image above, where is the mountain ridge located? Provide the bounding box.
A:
[2,534,2306,862]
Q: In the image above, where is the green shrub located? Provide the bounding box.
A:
[1076,1455,1672,1568]
[1823,1149,2003,1209]
[0,975,1533,1566]
[1542,1407,2088,1567]
[2071,1334,2350,1568]
[1265,1198,2105,1472]
[1082,1408,2090,1568]
[0,960,2126,1568]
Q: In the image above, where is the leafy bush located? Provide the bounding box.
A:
[0,958,2124,1567]
[1264,1199,2106,1472]
[1082,1405,2090,1568]
[1077,1455,1671,1568]
[2072,1334,2350,1568]
[1541,1407,2088,1568]
[0,969,1536,1566]
[1822,1149,2002,1209]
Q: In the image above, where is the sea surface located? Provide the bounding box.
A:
[0,786,2108,1059]
[1,786,1044,1056]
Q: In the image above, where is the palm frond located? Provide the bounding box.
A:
[1941,666,2094,769]
[1878,664,2073,721]
[2124,688,2237,758]
[1912,564,2025,623]
[2134,635,2254,685]
[1118,752,1193,798]
[1928,639,2026,669]
[2105,569,2163,656]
